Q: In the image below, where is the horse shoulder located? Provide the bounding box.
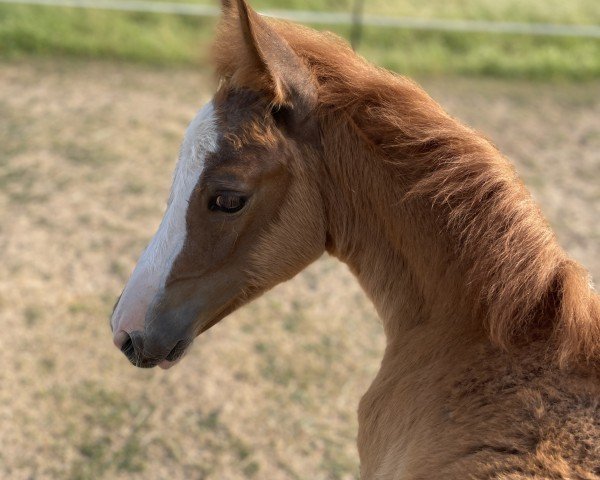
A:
[359,342,600,479]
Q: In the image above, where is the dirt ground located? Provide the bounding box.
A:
[0,59,598,480]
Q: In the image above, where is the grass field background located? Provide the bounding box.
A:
[1,0,599,78]
[0,57,598,478]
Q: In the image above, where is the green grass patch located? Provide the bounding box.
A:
[358,28,600,80]
[0,1,599,79]
[160,0,600,25]
[0,5,215,64]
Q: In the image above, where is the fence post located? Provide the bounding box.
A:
[350,0,365,50]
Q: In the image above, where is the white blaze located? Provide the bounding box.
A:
[111,101,218,341]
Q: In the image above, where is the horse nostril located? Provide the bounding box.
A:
[113,329,130,349]
[120,334,135,358]
[114,330,188,367]
[118,331,154,367]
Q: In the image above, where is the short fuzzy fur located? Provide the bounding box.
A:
[209,2,600,477]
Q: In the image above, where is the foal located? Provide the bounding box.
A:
[111,1,600,477]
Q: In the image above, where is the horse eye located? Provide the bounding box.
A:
[210,193,246,213]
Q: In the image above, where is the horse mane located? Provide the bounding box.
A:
[212,12,600,365]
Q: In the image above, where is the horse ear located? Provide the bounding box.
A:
[226,0,317,119]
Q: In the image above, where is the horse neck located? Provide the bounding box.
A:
[318,115,483,350]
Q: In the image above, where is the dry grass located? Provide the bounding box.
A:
[0,59,598,479]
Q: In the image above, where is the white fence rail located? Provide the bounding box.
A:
[1,0,600,38]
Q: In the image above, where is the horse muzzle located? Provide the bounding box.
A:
[111,285,205,369]
[114,329,192,369]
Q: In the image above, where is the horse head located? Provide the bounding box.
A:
[110,0,326,368]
